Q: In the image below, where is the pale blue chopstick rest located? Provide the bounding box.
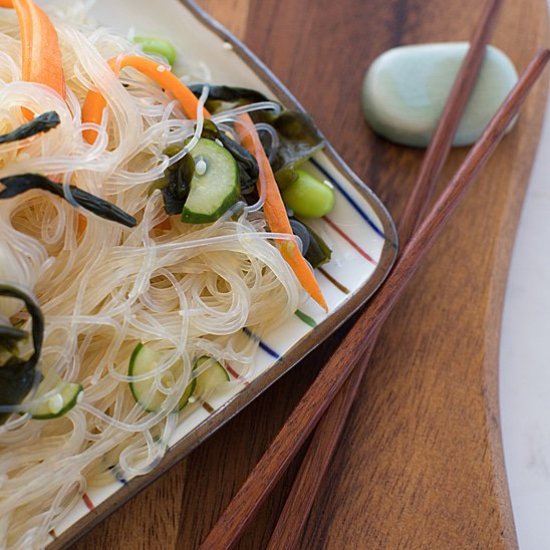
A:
[362,42,518,147]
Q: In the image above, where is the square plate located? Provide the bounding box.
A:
[39,0,398,546]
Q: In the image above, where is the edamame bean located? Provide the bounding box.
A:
[134,36,177,66]
[282,169,335,218]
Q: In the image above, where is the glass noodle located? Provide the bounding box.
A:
[0,3,303,548]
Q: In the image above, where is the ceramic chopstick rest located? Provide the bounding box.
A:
[362,42,518,147]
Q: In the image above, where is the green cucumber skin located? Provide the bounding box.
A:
[128,342,148,410]
[31,384,83,420]
[181,139,240,224]
[178,377,196,410]
[129,346,229,412]
[181,187,239,224]
[129,343,196,412]
[194,357,230,397]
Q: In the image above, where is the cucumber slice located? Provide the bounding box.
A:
[193,356,230,398]
[181,138,240,224]
[30,371,83,420]
[129,343,195,412]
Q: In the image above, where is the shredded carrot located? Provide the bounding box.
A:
[237,113,328,311]
[81,89,106,145]
[82,55,209,144]
[1,0,66,118]
[153,218,172,232]
[76,213,87,240]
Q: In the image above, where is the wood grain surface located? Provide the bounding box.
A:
[73,0,550,548]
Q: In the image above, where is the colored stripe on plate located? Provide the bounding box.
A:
[242,327,281,360]
[226,363,250,385]
[294,309,317,328]
[310,158,386,240]
[82,493,94,511]
[108,464,128,486]
[323,215,377,265]
[318,267,351,295]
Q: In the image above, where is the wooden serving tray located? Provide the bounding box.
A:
[74,0,549,548]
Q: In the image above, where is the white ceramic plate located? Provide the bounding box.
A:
[38,0,399,546]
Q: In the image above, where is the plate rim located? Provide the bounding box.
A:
[49,1,398,547]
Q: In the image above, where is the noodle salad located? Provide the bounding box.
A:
[0,1,336,547]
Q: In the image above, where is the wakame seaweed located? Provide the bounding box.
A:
[0,174,137,228]
[269,111,324,173]
[0,323,27,352]
[188,84,268,114]
[304,225,332,268]
[189,84,324,173]
[161,154,195,215]
[0,111,61,145]
[218,134,258,195]
[0,284,44,423]
[289,219,311,255]
[290,218,332,268]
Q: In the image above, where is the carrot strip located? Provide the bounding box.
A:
[76,213,87,240]
[115,56,208,119]
[153,218,172,232]
[1,0,66,118]
[237,113,328,311]
[81,89,106,145]
[82,55,209,144]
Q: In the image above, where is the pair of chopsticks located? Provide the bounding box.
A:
[200,0,550,546]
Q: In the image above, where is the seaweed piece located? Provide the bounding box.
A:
[0,324,27,352]
[161,154,195,215]
[217,133,259,195]
[189,84,268,103]
[188,84,268,114]
[242,109,324,173]
[290,218,332,268]
[270,111,324,173]
[289,219,311,256]
[150,145,192,215]
[0,111,60,145]
[0,174,137,228]
[190,84,323,173]
[200,119,220,141]
[0,284,44,423]
[304,225,332,268]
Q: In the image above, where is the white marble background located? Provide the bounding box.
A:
[500,19,550,547]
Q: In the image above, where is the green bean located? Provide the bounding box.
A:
[282,169,335,218]
[133,36,177,66]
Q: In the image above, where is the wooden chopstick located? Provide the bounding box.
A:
[199,46,550,550]
[399,0,503,241]
[267,0,503,546]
